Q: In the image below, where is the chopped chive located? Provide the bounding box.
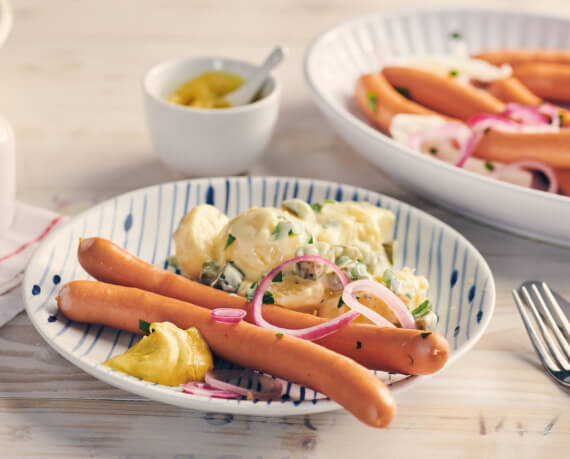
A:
[421,332,432,339]
[276,333,284,339]
[412,299,432,319]
[311,203,322,212]
[288,228,294,236]
[324,199,335,205]
[559,113,565,124]
[395,86,410,99]
[139,320,150,334]
[224,233,236,249]
[484,127,491,134]
[337,297,345,308]
[450,31,462,39]
[484,161,495,171]
[272,271,283,283]
[448,69,459,77]
[307,234,314,244]
[429,147,438,155]
[367,92,377,112]
[356,341,362,349]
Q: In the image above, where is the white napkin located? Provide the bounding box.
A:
[0,202,66,327]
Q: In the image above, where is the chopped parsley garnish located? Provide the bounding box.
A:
[307,234,314,244]
[337,296,345,308]
[246,281,258,302]
[245,281,275,304]
[429,147,438,155]
[449,69,459,77]
[263,291,274,304]
[450,31,462,39]
[139,320,151,334]
[356,341,362,349]
[421,332,432,339]
[484,161,495,171]
[276,333,284,339]
[224,233,236,249]
[484,127,491,134]
[559,113,565,124]
[311,200,335,213]
[395,86,410,99]
[412,299,432,319]
[273,271,283,283]
[367,92,377,112]
[272,221,297,239]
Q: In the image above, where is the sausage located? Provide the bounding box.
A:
[381,66,505,121]
[485,77,570,126]
[556,169,570,196]
[78,237,450,375]
[513,63,570,102]
[486,77,542,105]
[58,280,397,428]
[474,130,570,168]
[354,73,445,134]
[474,49,570,67]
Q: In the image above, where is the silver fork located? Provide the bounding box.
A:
[512,281,570,389]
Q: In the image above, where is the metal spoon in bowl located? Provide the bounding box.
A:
[225,46,286,107]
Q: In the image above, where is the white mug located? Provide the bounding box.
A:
[0,115,15,236]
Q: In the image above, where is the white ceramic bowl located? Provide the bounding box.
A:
[143,57,280,176]
[304,8,570,246]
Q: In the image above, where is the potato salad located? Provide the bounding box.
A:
[173,199,437,330]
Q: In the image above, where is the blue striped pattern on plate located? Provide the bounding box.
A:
[24,177,495,416]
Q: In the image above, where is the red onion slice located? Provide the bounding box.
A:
[342,280,416,329]
[181,382,240,399]
[538,104,561,129]
[205,369,283,401]
[211,308,246,324]
[251,255,358,341]
[502,103,548,126]
[491,159,559,193]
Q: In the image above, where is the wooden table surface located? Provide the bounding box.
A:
[1,0,569,457]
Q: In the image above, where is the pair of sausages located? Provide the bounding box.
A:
[58,237,451,427]
[75,238,449,375]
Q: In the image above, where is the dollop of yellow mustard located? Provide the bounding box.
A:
[167,71,244,108]
[104,322,213,386]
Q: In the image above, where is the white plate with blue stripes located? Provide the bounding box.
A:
[24,177,495,416]
[304,8,570,246]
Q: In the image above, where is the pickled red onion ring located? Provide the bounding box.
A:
[251,255,358,341]
[502,103,548,126]
[491,159,558,193]
[342,280,416,329]
[211,308,246,323]
[181,382,240,399]
[205,369,283,401]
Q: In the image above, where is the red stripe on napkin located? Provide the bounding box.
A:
[0,215,63,264]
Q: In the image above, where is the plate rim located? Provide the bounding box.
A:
[23,176,496,415]
[303,7,570,207]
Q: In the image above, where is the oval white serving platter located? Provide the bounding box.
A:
[304,8,570,246]
[24,177,495,416]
